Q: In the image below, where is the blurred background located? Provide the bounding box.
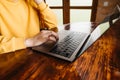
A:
[44,0,120,26]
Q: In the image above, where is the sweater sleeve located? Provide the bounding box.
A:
[0,3,27,54]
[0,35,26,54]
[29,1,58,32]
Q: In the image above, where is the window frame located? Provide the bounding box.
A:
[45,0,98,24]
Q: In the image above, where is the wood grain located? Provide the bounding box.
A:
[0,20,120,80]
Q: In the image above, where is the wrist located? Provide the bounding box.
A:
[25,38,34,47]
[35,0,43,4]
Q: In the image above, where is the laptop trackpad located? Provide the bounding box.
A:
[32,41,56,52]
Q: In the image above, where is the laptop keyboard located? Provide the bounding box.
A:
[50,32,88,58]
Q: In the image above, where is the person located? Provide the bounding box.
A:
[0,0,59,54]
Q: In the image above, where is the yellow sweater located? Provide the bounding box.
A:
[0,0,58,54]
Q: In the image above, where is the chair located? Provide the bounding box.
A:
[109,12,120,26]
[109,4,120,26]
[98,4,120,26]
[99,12,120,26]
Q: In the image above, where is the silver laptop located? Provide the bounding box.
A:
[32,22,110,62]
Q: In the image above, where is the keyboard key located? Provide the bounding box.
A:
[50,31,87,58]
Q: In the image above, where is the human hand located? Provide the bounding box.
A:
[25,30,59,47]
[34,0,43,4]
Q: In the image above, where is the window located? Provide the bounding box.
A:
[70,9,91,23]
[70,0,92,6]
[45,0,98,26]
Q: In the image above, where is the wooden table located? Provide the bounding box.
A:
[0,20,120,80]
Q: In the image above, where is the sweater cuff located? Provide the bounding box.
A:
[37,2,47,12]
[14,38,26,51]
[28,0,47,11]
[29,1,47,12]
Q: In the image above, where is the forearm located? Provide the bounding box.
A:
[39,6,58,32]
[25,30,59,48]
[25,37,42,47]
[28,0,58,32]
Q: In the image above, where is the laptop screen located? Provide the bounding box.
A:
[79,22,110,56]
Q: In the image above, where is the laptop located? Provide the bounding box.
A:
[32,21,110,62]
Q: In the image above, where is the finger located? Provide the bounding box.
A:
[41,30,51,34]
[48,36,57,42]
[51,31,59,40]
[40,30,52,38]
